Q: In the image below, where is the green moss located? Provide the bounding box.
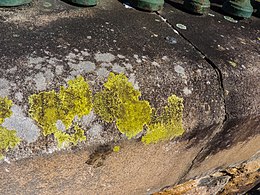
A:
[0,97,20,156]
[29,76,91,147]
[142,95,185,144]
[94,73,152,139]
[113,145,120,152]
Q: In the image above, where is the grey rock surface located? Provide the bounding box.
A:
[0,0,259,194]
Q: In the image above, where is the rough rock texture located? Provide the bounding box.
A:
[155,152,260,195]
[0,0,259,194]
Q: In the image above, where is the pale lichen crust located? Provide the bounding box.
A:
[142,95,185,144]
[29,76,92,147]
[0,97,20,157]
[94,73,152,139]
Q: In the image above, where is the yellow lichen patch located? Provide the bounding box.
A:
[29,91,62,135]
[94,73,152,139]
[113,145,120,152]
[228,61,237,68]
[29,76,92,147]
[0,97,13,124]
[0,126,21,153]
[0,97,20,156]
[54,126,87,148]
[142,95,185,144]
[59,76,93,128]
[70,125,87,145]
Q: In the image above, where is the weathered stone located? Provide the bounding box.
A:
[0,0,259,194]
[156,153,260,194]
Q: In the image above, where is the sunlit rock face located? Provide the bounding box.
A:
[0,0,259,194]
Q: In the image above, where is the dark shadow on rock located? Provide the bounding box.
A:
[210,1,247,20]
[209,0,225,5]
[61,0,96,7]
[246,182,260,195]
[85,144,113,167]
[181,123,221,150]
[210,4,226,15]
[117,0,158,12]
[191,115,260,166]
[165,0,202,15]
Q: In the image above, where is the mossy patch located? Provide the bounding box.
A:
[0,97,20,157]
[29,76,92,147]
[142,95,184,144]
[94,73,152,139]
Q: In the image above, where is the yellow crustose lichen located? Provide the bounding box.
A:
[0,97,20,157]
[29,76,91,147]
[142,95,185,144]
[19,72,184,152]
[94,73,152,139]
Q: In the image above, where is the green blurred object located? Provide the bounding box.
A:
[70,0,97,6]
[183,0,211,14]
[222,0,253,18]
[0,0,31,6]
[130,0,164,11]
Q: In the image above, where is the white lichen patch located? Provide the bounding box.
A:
[112,63,125,73]
[81,50,90,56]
[151,61,160,67]
[123,63,133,71]
[86,123,105,144]
[66,52,77,61]
[55,65,63,75]
[183,87,192,96]
[94,53,115,63]
[28,57,46,65]
[96,68,110,78]
[162,56,170,61]
[44,69,54,83]
[56,120,66,132]
[81,111,96,127]
[33,72,47,91]
[117,54,125,59]
[0,78,11,97]
[133,55,142,63]
[7,66,17,74]
[69,61,96,75]
[174,65,185,75]
[14,92,23,102]
[129,73,140,90]
[100,62,112,67]
[2,105,40,143]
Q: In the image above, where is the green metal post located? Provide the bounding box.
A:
[130,0,164,11]
[0,0,31,6]
[69,0,97,6]
[183,0,211,14]
[222,0,253,18]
